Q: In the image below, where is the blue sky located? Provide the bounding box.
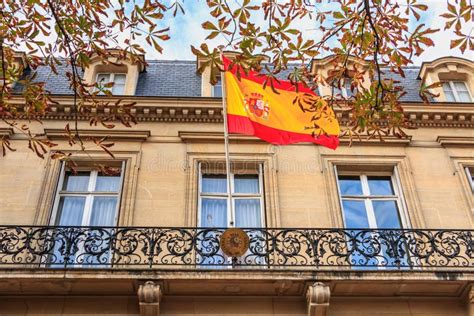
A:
[144,1,471,64]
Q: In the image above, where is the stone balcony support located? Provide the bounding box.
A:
[306,282,331,316]
[138,281,163,316]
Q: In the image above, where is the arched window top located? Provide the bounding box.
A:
[310,55,371,98]
[419,57,474,103]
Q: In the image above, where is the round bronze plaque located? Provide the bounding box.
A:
[220,228,250,257]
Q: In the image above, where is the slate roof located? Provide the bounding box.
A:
[13,59,425,102]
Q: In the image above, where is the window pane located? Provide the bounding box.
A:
[202,174,227,193]
[234,174,259,193]
[367,176,394,195]
[235,199,261,228]
[63,172,90,191]
[338,176,363,195]
[213,80,222,97]
[114,74,126,84]
[90,197,117,226]
[201,198,227,227]
[458,91,472,102]
[443,83,456,102]
[444,91,456,102]
[372,200,402,229]
[111,75,126,95]
[342,200,369,228]
[453,81,468,91]
[96,173,121,192]
[112,84,125,95]
[96,74,110,85]
[57,196,86,225]
[344,80,353,97]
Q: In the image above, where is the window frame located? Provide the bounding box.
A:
[442,80,473,102]
[95,72,127,95]
[465,167,474,192]
[334,167,411,229]
[49,162,125,227]
[197,162,265,228]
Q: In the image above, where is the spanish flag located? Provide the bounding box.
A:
[223,57,340,149]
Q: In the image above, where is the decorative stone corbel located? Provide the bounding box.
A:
[306,282,331,316]
[138,281,163,316]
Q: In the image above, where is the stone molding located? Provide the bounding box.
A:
[437,136,474,147]
[0,128,13,137]
[44,128,151,141]
[179,131,257,143]
[4,96,474,128]
[138,281,162,316]
[306,282,331,316]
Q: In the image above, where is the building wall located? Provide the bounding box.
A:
[0,99,473,315]
[0,119,472,229]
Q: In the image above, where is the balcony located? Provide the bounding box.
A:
[0,226,472,270]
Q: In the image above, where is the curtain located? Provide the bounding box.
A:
[234,175,259,193]
[235,199,261,228]
[90,197,118,227]
[57,197,86,225]
[200,198,227,227]
[95,175,120,192]
[201,175,227,193]
[64,172,89,191]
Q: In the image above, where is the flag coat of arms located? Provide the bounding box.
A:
[223,57,340,149]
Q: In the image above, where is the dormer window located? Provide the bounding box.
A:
[82,49,145,96]
[96,73,126,95]
[212,76,222,97]
[418,57,474,103]
[442,81,472,102]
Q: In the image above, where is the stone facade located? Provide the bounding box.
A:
[0,56,473,315]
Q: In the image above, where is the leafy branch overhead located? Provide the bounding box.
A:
[0,0,472,160]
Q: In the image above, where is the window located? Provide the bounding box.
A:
[198,163,264,228]
[197,162,265,266]
[442,81,472,102]
[49,163,124,266]
[52,164,124,227]
[212,76,222,97]
[337,174,404,229]
[336,169,409,268]
[466,167,474,192]
[96,73,126,95]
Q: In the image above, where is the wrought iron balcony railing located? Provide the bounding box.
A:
[0,226,472,270]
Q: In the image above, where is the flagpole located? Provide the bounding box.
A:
[220,52,234,227]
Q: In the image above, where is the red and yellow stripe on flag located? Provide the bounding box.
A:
[223,57,340,149]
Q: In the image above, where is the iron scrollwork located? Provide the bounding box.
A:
[0,226,472,269]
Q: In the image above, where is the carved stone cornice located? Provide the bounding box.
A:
[4,95,474,128]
